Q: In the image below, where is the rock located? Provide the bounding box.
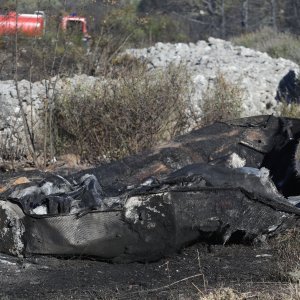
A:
[0,38,299,157]
[125,38,299,116]
[0,74,100,158]
[0,200,25,257]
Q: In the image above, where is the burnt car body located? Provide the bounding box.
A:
[0,115,300,262]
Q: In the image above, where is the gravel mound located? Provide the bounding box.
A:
[126,37,299,116]
[0,38,299,156]
[0,75,99,158]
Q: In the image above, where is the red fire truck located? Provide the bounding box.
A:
[61,14,89,38]
[0,11,44,37]
[0,11,89,38]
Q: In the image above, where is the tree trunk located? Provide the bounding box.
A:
[271,0,277,30]
[241,0,249,32]
[220,0,226,37]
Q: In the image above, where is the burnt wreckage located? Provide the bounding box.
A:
[0,115,300,262]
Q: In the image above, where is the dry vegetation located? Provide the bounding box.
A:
[54,63,191,162]
[200,284,300,299]
[279,102,300,118]
[199,72,244,126]
[201,288,242,300]
[53,69,245,163]
[233,27,300,120]
[232,27,300,66]
[271,228,300,282]
[0,2,193,166]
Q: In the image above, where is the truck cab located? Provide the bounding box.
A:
[0,11,90,39]
[61,14,90,40]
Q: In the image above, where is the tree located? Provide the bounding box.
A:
[271,0,278,30]
[241,0,249,31]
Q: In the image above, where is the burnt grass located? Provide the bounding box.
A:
[0,243,281,299]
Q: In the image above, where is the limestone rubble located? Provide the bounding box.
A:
[0,38,299,156]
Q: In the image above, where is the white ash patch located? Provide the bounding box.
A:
[40,181,67,195]
[9,180,70,201]
[141,177,157,187]
[258,167,281,196]
[268,225,279,232]
[258,167,270,184]
[147,222,156,229]
[32,205,48,215]
[10,185,39,199]
[124,194,166,225]
[0,258,17,266]
[124,196,144,224]
[40,182,55,195]
[79,173,95,183]
[146,206,160,214]
[226,153,246,168]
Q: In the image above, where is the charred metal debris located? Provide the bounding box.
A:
[0,115,300,262]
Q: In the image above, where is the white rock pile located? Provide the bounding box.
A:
[0,38,299,157]
[0,75,99,158]
[126,37,299,116]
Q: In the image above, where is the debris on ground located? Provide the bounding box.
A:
[0,116,299,262]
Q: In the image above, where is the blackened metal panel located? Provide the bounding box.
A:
[24,211,136,259]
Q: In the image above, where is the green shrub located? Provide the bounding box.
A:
[232,27,300,65]
[200,73,244,126]
[55,64,191,162]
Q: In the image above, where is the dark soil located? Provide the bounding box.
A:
[0,242,281,299]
